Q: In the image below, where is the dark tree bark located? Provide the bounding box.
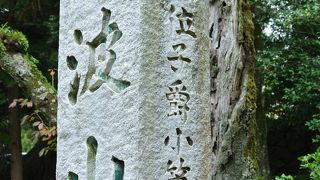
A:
[22,141,56,180]
[256,69,270,178]
[0,142,56,180]
[7,86,23,180]
[252,1,270,177]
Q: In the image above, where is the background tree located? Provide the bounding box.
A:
[254,0,320,178]
[0,0,59,179]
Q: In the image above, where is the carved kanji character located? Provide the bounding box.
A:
[166,80,190,118]
[67,7,131,105]
[167,158,191,180]
[80,7,130,95]
[176,7,196,38]
[164,128,193,179]
[167,43,191,72]
[164,128,193,155]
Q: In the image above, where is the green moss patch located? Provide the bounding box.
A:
[0,24,29,54]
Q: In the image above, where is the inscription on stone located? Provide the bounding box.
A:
[164,128,193,179]
[163,3,198,179]
[67,7,130,105]
[166,80,190,120]
[167,44,191,72]
[176,7,196,38]
[58,1,210,179]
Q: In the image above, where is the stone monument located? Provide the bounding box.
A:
[57,0,211,179]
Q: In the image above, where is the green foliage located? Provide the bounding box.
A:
[254,0,320,177]
[299,148,320,179]
[275,174,294,180]
[0,0,59,157]
[306,114,320,143]
[22,53,39,65]
[21,124,36,152]
[257,0,320,127]
[0,40,5,56]
[1,0,59,86]
[0,24,29,53]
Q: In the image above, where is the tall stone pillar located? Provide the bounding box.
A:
[57,0,211,179]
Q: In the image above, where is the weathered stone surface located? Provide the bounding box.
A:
[57,0,211,179]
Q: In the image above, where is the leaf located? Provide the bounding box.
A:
[48,139,53,145]
[33,121,41,126]
[26,101,33,108]
[42,136,50,141]
[33,132,40,140]
[9,100,17,108]
[51,130,56,136]
[20,99,28,107]
[49,70,55,76]
[21,115,30,125]
[38,123,44,130]
[39,148,45,157]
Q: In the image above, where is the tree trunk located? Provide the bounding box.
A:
[7,86,23,180]
[0,53,57,123]
[0,52,57,179]
[0,28,57,180]
[210,0,263,178]
[22,141,56,180]
[256,69,270,178]
[253,1,270,177]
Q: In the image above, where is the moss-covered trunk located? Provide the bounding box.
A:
[210,0,263,178]
[0,52,57,123]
